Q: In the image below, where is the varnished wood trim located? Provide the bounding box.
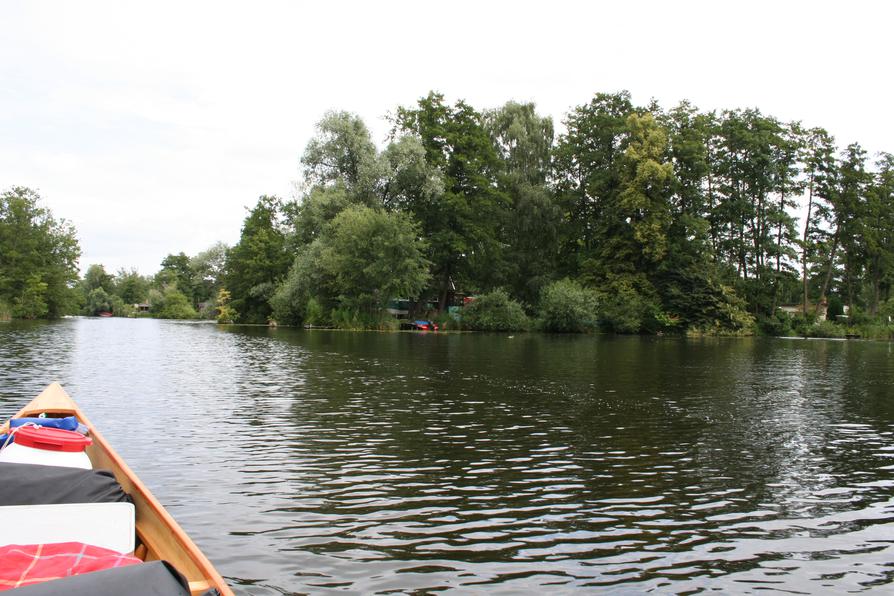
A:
[8,383,233,596]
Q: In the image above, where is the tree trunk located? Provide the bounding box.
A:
[776,188,785,274]
[755,191,764,278]
[770,188,785,314]
[802,175,815,314]
[816,227,840,316]
[437,267,451,313]
[707,171,717,257]
[845,255,855,315]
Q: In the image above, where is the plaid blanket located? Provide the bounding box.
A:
[0,542,141,591]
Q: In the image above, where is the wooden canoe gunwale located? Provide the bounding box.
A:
[2,383,233,596]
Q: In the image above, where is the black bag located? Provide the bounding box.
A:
[6,560,217,596]
[0,462,132,506]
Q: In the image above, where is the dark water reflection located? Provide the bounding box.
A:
[2,319,894,594]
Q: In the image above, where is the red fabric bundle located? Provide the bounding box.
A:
[0,542,141,591]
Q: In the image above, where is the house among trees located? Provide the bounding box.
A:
[777,300,828,322]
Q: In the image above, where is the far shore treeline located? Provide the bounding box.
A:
[3,90,894,337]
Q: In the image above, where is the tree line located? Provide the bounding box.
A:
[74,245,228,320]
[4,90,894,336]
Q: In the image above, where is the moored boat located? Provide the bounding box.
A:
[0,383,233,595]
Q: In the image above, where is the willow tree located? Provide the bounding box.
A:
[322,206,430,312]
[290,184,354,247]
[484,101,560,306]
[189,242,229,306]
[271,206,430,325]
[301,110,385,203]
[379,135,444,215]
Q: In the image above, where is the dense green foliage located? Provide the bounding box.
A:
[149,285,197,320]
[269,240,327,326]
[72,252,225,320]
[225,196,291,324]
[114,268,150,306]
[10,89,894,337]
[538,279,599,333]
[395,93,509,307]
[84,287,113,316]
[461,290,530,332]
[484,101,560,306]
[0,187,81,318]
[272,205,430,327]
[324,206,431,310]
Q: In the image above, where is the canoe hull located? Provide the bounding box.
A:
[1,383,233,596]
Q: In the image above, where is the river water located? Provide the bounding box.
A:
[1,318,893,594]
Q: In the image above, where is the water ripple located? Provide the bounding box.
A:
[2,321,894,593]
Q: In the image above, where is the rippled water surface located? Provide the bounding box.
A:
[2,318,894,594]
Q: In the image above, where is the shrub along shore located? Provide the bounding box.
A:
[3,90,894,339]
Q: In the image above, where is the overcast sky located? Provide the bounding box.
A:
[2,0,891,275]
